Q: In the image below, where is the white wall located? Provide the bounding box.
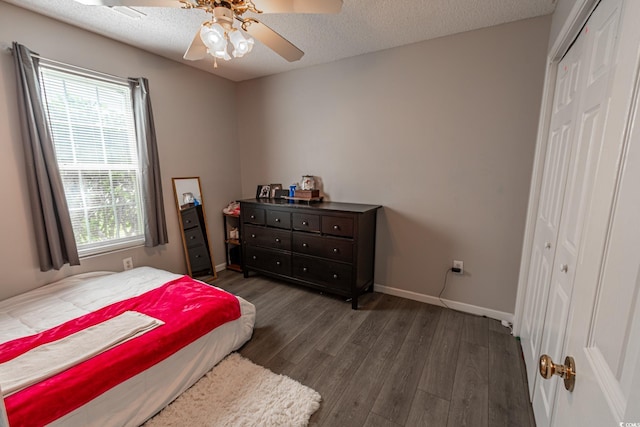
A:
[0,2,241,300]
[236,16,551,314]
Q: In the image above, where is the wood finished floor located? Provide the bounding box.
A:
[214,270,536,427]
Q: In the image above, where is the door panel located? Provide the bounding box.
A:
[553,0,640,418]
[587,9,618,85]
[556,25,639,420]
[522,246,549,377]
[520,31,586,399]
[533,281,570,419]
[524,1,623,426]
[518,0,640,425]
[562,106,601,248]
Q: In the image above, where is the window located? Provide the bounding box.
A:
[39,64,145,256]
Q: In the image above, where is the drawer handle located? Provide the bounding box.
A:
[302,221,308,226]
[333,273,339,279]
[195,255,201,259]
[185,220,191,224]
[302,243,308,248]
[275,238,281,243]
[251,234,256,238]
[190,236,196,240]
[332,248,339,253]
[302,267,308,272]
[250,215,256,219]
[276,261,281,266]
[333,225,340,230]
[275,218,281,222]
[252,255,257,260]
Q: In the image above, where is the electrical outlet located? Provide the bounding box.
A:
[123,257,133,271]
[453,260,464,275]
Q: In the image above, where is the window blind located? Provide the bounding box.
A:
[39,65,145,256]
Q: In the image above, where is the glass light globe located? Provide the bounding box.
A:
[229,29,254,58]
[200,23,226,52]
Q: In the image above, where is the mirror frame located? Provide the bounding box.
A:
[172,177,217,281]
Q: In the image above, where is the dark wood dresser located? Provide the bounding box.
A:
[240,199,380,309]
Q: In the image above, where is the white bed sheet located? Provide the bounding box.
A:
[0,267,255,426]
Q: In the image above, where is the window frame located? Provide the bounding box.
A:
[38,62,146,258]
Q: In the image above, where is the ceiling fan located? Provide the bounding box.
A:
[73,0,343,66]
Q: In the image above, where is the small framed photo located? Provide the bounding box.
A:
[256,184,271,199]
[270,184,283,198]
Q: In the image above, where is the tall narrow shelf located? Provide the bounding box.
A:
[180,205,214,278]
[223,213,242,272]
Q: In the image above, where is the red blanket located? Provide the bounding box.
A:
[1,275,241,427]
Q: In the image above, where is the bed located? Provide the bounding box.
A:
[0,267,256,427]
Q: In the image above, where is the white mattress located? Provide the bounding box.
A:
[0,267,256,426]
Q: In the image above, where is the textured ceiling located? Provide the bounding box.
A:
[2,0,556,82]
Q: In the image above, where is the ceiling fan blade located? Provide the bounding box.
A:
[73,0,183,7]
[244,20,304,62]
[252,0,342,14]
[183,30,208,61]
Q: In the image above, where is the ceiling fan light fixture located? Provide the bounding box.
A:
[228,29,254,58]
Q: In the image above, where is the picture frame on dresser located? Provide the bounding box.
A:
[269,184,283,198]
[256,184,271,199]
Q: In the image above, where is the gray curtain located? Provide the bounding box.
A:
[12,42,80,271]
[131,77,168,247]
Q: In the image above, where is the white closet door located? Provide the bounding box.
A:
[553,0,640,422]
[520,0,624,426]
[520,12,587,401]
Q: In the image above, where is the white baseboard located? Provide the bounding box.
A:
[374,283,514,324]
[215,266,513,325]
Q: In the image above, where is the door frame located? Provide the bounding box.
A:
[513,0,599,336]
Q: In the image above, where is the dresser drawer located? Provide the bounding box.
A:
[188,244,211,272]
[292,213,320,233]
[245,246,291,276]
[244,225,291,251]
[184,226,206,248]
[292,255,352,291]
[266,210,291,229]
[322,216,354,238]
[292,232,353,262]
[181,208,199,230]
[244,206,265,225]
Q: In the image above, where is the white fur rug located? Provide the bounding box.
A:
[144,353,321,427]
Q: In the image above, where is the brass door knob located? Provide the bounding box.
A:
[539,354,576,392]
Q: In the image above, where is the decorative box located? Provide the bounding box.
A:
[294,189,320,199]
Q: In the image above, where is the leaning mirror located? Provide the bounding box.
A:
[172,177,216,282]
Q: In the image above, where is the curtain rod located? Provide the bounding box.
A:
[4,43,138,85]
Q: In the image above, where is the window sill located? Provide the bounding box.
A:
[78,238,145,259]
